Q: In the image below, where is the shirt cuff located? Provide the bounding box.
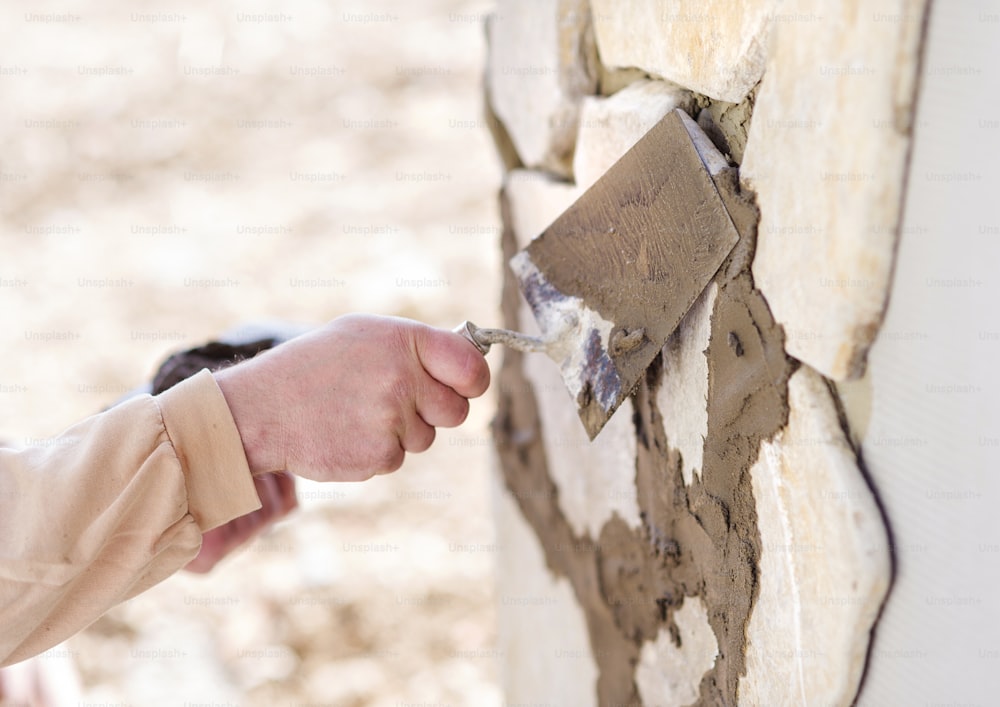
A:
[155,368,262,531]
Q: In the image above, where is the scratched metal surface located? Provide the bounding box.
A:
[513,110,741,438]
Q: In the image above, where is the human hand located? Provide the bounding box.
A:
[184,471,298,573]
[214,314,490,482]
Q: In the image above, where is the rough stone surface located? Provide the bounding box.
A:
[590,0,774,102]
[486,0,598,177]
[493,479,598,706]
[505,169,579,247]
[597,65,650,97]
[655,283,716,486]
[522,345,642,537]
[634,596,718,706]
[741,0,930,381]
[491,4,913,702]
[739,365,891,705]
[497,123,891,707]
[573,80,692,190]
[494,161,798,705]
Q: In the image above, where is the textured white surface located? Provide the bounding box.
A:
[487,0,597,175]
[573,80,691,191]
[505,169,579,245]
[521,338,642,537]
[634,596,718,706]
[855,2,1000,701]
[741,0,928,381]
[739,367,890,706]
[590,0,774,102]
[656,283,716,486]
[493,477,598,707]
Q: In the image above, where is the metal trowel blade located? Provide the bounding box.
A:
[510,108,740,440]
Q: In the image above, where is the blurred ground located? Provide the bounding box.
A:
[0,1,503,704]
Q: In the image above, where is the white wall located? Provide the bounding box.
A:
[858,2,1000,702]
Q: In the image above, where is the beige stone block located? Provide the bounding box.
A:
[590,0,774,102]
[741,0,928,380]
[493,477,598,706]
[634,596,718,706]
[505,169,579,248]
[738,366,890,705]
[486,0,598,176]
[656,283,716,486]
[522,344,641,538]
[573,80,691,191]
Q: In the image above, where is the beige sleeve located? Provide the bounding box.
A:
[0,369,261,667]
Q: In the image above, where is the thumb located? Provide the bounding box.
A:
[413,325,491,399]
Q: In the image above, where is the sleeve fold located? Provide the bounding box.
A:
[0,368,261,667]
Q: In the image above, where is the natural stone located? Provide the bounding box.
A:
[634,596,719,706]
[505,169,579,248]
[656,283,716,486]
[833,370,874,449]
[494,481,598,706]
[486,0,598,177]
[590,0,775,102]
[522,347,641,537]
[597,65,650,97]
[741,0,930,380]
[574,80,692,190]
[739,365,891,705]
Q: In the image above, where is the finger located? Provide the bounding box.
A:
[412,326,491,399]
[186,531,224,573]
[253,474,283,518]
[415,377,471,428]
[401,412,436,454]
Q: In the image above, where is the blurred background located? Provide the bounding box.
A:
[0,0,503,704]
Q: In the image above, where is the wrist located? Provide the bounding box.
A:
[213,365,280,476]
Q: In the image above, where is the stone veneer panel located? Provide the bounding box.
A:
[739,366,890,704]
[486,0,598,177]
[495,108,895,703]
[488,3,915,699]
[741,0,930,380]
[590,0,775,102]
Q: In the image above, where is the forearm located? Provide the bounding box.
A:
[0,370,260,667]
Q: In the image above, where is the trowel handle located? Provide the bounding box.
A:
[452,321,547,355]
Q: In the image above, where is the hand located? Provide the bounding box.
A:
[214,314,490,481]
[184,471,298,573]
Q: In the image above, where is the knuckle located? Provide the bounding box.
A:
[410,425,436,453]
[373,439,405,473]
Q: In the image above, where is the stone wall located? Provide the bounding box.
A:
[484,1,936,704]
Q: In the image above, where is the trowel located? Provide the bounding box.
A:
[456,108,741,440]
